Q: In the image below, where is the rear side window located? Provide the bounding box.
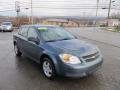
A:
[19,27,28,37]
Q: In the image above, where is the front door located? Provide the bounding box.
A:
[26,27,41,62]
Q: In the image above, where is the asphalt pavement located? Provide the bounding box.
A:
[0,28,120,90]
[67,27,120,47]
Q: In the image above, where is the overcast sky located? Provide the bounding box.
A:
[0,0,119,17]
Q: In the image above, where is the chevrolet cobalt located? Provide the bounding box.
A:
[13,25,103,79]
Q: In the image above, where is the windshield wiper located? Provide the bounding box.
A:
[46,40,59,42]
[46,38,72,42]
[61,38,71,40]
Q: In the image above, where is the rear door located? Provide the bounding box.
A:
[17,26,28,54]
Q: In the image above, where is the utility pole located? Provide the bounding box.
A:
[83,12,86,26]
[15,1,20,26]
[107,0,116,26]
[31,0,33,24]
[107,0,112,26]
[95,0,99,26]
[25,8,30,24]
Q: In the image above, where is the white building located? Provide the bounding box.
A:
[108,19,120,26]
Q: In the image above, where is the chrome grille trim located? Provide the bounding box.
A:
[82,52,100,62]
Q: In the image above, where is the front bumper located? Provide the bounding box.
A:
[1,28,13,31]
[58,57,103,77]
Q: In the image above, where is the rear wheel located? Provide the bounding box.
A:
[42,58,56,80]
[14,44,22,56]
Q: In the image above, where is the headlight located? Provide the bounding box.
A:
[59,54,81,64]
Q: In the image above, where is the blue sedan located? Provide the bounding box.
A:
[13,25,103,79]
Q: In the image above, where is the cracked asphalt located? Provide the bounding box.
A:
[0,29,120,90]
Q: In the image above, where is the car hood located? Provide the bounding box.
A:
[46,39,98,56]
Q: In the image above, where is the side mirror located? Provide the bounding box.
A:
[28,37,39,44]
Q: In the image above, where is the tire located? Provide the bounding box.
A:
[10,29,13,32]
[14,43,22,56]
[42,58,56,80]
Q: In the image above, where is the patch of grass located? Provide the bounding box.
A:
[101,26,120,33]
[114,26,120,32]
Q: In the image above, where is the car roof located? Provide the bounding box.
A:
[2,22,12,23]
[20,24,59,28]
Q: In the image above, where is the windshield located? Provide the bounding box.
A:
[37,26,75,42]
[2,22,12,25]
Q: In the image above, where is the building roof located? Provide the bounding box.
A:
[47,19,68,23]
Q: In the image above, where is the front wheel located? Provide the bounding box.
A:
[42,58,56,80]
[14,44,22,56]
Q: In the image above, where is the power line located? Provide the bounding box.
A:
[18,1,111,5]
[32,0,99,3]
[18,2,119,8]
[32,6,120,10]
[4,1,115,8]
[0,9,15,12]
[0,0,119,6]
[18,2,112,8]
[0,1,119,14]
[20,2,110,6]
[20,0,91,3]
[0,8,30,13]
[0,4,114,9]
[0,6,119,11]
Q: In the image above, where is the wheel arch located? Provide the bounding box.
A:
[14,41,16,45]
[40,53,60,74]
[40,54,51,63]
[13,40,17,45]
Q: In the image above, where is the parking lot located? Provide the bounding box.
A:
[0,28,120,90]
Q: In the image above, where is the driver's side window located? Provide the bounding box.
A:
[27,27,38,38]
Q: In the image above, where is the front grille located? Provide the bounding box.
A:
[82,52,100,62]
